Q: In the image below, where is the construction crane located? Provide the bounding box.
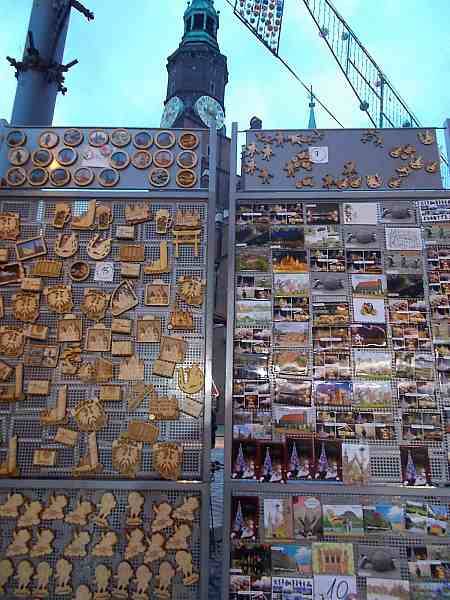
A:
[231,0,449,178]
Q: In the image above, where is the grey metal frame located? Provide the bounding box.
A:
[0,127,217,600]
[222,121,450,599]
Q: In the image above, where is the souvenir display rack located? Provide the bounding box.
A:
[0,126,217,600]
[223,123,450,599]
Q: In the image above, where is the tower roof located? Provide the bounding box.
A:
[181,0,220,49]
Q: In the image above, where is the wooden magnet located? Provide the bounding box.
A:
[154,561,175,600]
[0,363,24,404]
[143,241,170,275]
[125,203,151,224]
[177,275,204,306]
[0,492,25,518]
[173,210,200,230]
[168,308,194,331]
[120,262,140,278]
[65,499,94,526]
[111,281,138,316]
[124,529,146,560]
[41,494,68,520]
[52,203,71,229]
[74,585,92,600]
[99,385,121,402]
[118,355,144,381]
[172,229,201,258]
[144,281,170,306]
[94,564,111,600]
[17,499,42,527]
[93,493,117,528]
[418,130,435,145]
[152,504,175,531]
[33,561,52,598]
[120,245,145,262]
[148,389,179,421]
[155,209,171,234]
[0,261,23,286]
[96,204,113,230]
[44,285,73,314]
[30,529,55,557]
[178,364,204,395]
[144,533,166,563]
[33,449,56,467]
[182,396,203,419]
[159,336,186,364]
[28,380,50,396]
[426,160,439,174]
[58,315,82,343]
[0,248,8,263]
[92,531,118,557]
[153,443,182,481]
[112,318,132,335]
[72,400,107,432]
[128,383,152,411]
[111,340,133,356]
[24,324,48,341]
[175,550,199,586]
[136,316,161,343]
[13,560,34,597]
[116,225,135,240]
[71,200,96,230]
[23,344,59,368]
[0,558,14,594]
[55,558,72,596]
[152,359,175,379]
[166,524,191,551]
[31,259,63,277]
[132,564,152,600]
[79,358,113,383]
[0,212,20,240]
[0,436,19,477]
[55,427,78,447]
[173,497,200,523]
[0,360,13,382]
[40,385,67,425]
[72,432,103,476]
[127,421,159,444]
[112,561,134,600]
[6,529,31,557]
[87,234,112,261]
[69,260,90,282]
[15,236,47,262]
[85,324,112,352]
[80,289,110,321]
[64,531,91,558]
[126,492,144,526]
[94,261,114,283]
[55,232,78,258]
[112,434,142,478]
[21,277,41,292]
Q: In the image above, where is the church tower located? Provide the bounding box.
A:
[161,0,229,132]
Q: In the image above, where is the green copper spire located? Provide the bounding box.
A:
[308,87,317,129]
[182,0,220,49]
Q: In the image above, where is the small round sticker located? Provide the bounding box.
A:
[149,168,170,187]
[131,150,152,169]
[177,150,198,169]
[153,149,174,168]
[98,168,120,187]
[32,148,53,167]
[73,167,95,187]
[57,147,78,166]
[176,169,197,188]
[63,129,84,147]
[28,167,49,187]
[155,130,176,149]
[6,167,26,187]
[179,132,200,150]
[89,130,109,147]
[38,131,59,149]
[8,147,30,166]
[133,131,153,149]
[110,150,130,170]
[6,130,26,147]
[111,129,131,147]
[50,167,71,187]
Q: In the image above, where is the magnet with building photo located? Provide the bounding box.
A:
[273,296,309,323]
[346,249,383,273]
[313,352,351,380]
[286,438,314,480]
[305,203,339,225]
[309,248,345,272]
[236,273,272,300]
[230,496,259,542]
[313,326,350,352]
[400,445,432,486]
[342,443,370,485]
[234,326,271,355]
[353,381,392,409]
[312,302,349,326]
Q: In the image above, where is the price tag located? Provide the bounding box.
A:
[309,146,329,164]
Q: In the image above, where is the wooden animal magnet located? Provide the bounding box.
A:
[112,561,134,599]
[124,529,146,560]
[94,564,111,600]
[92,531,118,557]
[6,529,31,557]
[126,492,144,526]
[63,530,90,558]
[0,492,25,518]
[14,560,34,597]
[132,565,152,600]
[18,500,42,527]
[93,492,117,528]
[55,558,72,595]
[143,533,166,563]
[65,499,94,526]
[29,528,55,557]
[0,558,14,594]
[151,502,173,532]
[42,494,68,520]
[33,561,52,598]
[154,561,175,600]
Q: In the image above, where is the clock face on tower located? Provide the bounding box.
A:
[195,96,225,130]
[160,96,185,128]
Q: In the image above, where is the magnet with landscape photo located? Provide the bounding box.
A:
[367,579,410,600]
[410,582,450,600]
[273,322,309,347]
[404,501,428,535]
[400,445,432,486]
[15,236,47,261]
[353,381,392,409]
[314,381,352,406]
[236,202,271,225]
[236,274,272,300]
[353,297,386,323]
[271,576,313,600]
[351,273,386,297]
[313,352,351,380]
[273,296,309,322]
[428,271,450,296]
[346,249,383,273]
[322,504,364,536]
[286,438,314,480]
[357,545,402,579]
[293,496,323,539]
[263,498,294,542]
[351,324,387,348]
[271,544,312,577]
[426,246,450,270]
[274,273,309,297]
[305,203,339,225]
[232,441,258,480]
[259,443,286,483]
[271,225,305,249]
[234,353,269,380]
[236,223,270,246]
[387,273,424,298]
[385,250,422,273]
[354,350,392,379]
[397,380,436,410]
[233,380,270,411]
[388,298,427,324]
[304,225,341,248]
[431,320,450,343]
[363,503,405,534]
[236,300,272,325]
[312,543,355,575]
[309,248,345,272]
[312,326,350,352]
[234,327,271,355]
[427,505,448,536]
[231,544,271,577]
[231,496,259,542]
[275,379,311,407]
[314,440,342,481]
[394,352,434,380]
[272,249,308,273]
[312,302,350,326]
[342,443,370,485]
[423,223,450,244]
[272,350,309,377]
[343,202,378,225]
[236,247,270,272]
[273,406,315,437]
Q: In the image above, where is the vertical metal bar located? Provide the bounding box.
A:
[379,78,385,128]
[222,122,239,600]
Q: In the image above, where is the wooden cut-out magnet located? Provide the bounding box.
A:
[126,492,144,527]
[64,531,90,558]
[125,203,151,224]
[71,199,96,230]
[33,561,52,598]
[13,560,34,597]
[21,277,41,292]
[173,497,200,523]
[120,245,145,262]
[24,324,48,341]
[28,380,50,395]
[0,212,20,240]
[0,436,19,477]
[148,391,179,421]
[12,291,40,323]
[178,364,204,395]
[151,502,173,532]
[96,204,113,230]
[152,359,175,379]
[112,318,132,335]
[6,529,31,557]
[93,493,117,528]
[0,492,25,517]
[72,432,103,476]
[41,494,68,521]
[175,550,199,586]
[144,533,166,563]
[53,202,71,229]
[40,385,67,425]
[111,340,133,356]
[33,449,56,467]
[144,281,170,306]
[85,324,112,352]
[112,434,142,477]
[120,262,140,278]
[165,524,191,551]
[72,400,107,432]
[94,564,111,600]
[55,558,72,596]
[112,561,134,599]
[0,249,8,263]
[55,427,78,447]
[111,281,138,316]
[133,564,152,599]
[92,531,118,557]
[136,316,161,343]
[99,385,121,402]
[116,225,135,240]
[15,236,47,262]
[65,499,94,526]
[118,356,144,381]
[153,443,182,481]
[154,561,175,600]
[143,241,170,275]
[0,558,14,594]
[31,259,62,277]
[54,232,78,259]
[0,360,13,382]
[30,529,55,557]
[127,421,159,445]
[44,285,73,314]
[87,234,112,261]
[57,314,82,343]
[124,529,146,560]
[181,397,203,419]
[80,288,110,321]
[74,584,92,600]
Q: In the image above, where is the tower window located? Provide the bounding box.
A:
[206,16,215,35]
[193,13,204,30]
[186,17,192,32]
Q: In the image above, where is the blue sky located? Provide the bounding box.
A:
[0,1,449,131]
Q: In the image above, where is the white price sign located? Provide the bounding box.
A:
[309,146,329,164]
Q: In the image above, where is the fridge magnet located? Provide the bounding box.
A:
[111,561,133,600]
[351,274,386,297]
[179,131,199,150]
[23,343,59,368]
[387,274,424,298]
[425,160,439,173]
[111,340,133,356]
[357,545,402,579]
[71,199,96,229]
[270,545,312,577]
[176,169,197,188]
[31,259,62,277]
[6,167,26,187]
[72,432,103,477]
[56,147,77,166]
[131,150,152,169]
[109,150,130,170]
[14,561,35,596]
[0,249,8,263]
[0,492,25,518]
[156,130,176,149]
[0,212,20,240]
[6,529,31,557]
[342,443,370,485]
[149,167,170,187]
[55,558,73,595]
[64,531,91,559]
[52,202,71,229]
[40,386,67,425]
[168,308,194,331]
[119,244,145,262]
[15,236,47,261]
[311,273,346,294]
[310,248,345,272]
[69,260,90,282]
[116,225,135,241]
[125,202,151,224]
[353,297,385,323]
[8,147,29,166]
[86,234,112,260]
[6,130,26,147]
[400,445,432,486]
[312,302,349,326]
[80,288,110,321]
[111,318,132,335]
[33,448,56,466]
[155,208,171,234]
[65,498,94,526]
[95,203,113,230]
[32,148,53,167]
[151,501,174,532]
[88,130,109,147]
[136,316,161,343]
[12,291,40,322]
[236,222,270,247]
[154,149,174,168]
[91,532,118,558]
[272,249,308,273]
[154,561,175,600]
[54,428,78,446]
[27,167,49,186]
[85,324,112,352]
[166,524,192,551]
[73,166,94,186]
[118,355,144,381]
[72,399,107,432]
[177,275,204,306]
[60,344,81,376]
[93,564,111,600]
[111,281,138,316]
[230,496,258,542]
[177,364,204,394]
[0,326,24,357]
[54,232,78,258]
[177,150,197,169]
[175,551,199,587]
[263,498,293,542]
[342,202,378,224]
[0,436,19,477]
[133,131,153,149]
[144,241,170,274]
[0,559,13,594]
[110,128,131,148]
[30,530,55,558]
[145,281,170,306]
[44,285,73,314]
[144,533,166,563]
[94,261,114,282]
[153,442,182,480]
[367,579,409,600]
[50,167,71,187]
[148,389,179,421]
[125,491,145,527]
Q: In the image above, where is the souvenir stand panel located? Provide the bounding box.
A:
[223,123,450,600]
[0,125,216,600]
